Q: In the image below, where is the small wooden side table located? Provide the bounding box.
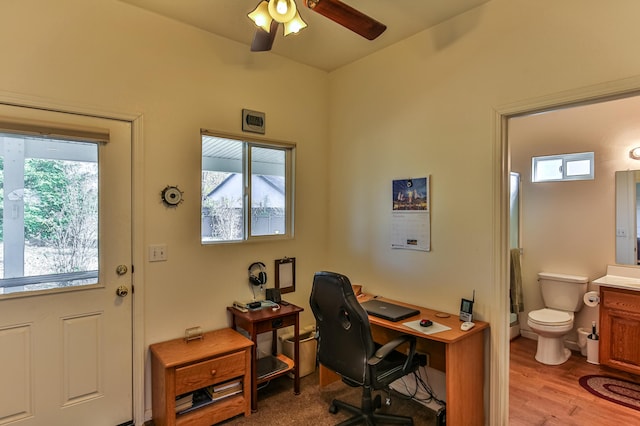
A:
[227,303,304,412]
[150,328,253,426]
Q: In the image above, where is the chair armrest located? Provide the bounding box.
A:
[368,334,416,367]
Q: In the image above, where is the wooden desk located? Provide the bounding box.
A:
[319,295,489,426]
[227,303,304,412]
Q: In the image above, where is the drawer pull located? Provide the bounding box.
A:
[210,369,217,376]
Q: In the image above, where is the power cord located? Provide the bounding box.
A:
[391,367,446,409]
[250,282,264,301]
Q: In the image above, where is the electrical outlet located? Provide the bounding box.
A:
[149,244,168,262]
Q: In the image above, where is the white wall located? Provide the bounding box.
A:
[510,95,640,342]
[0,0,331,420]
[327,0,640,423]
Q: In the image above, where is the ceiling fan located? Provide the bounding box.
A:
[248,0,387,52]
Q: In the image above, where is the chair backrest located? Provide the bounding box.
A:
[310,271,376,385]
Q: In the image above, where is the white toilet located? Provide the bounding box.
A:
[527,272,588,365]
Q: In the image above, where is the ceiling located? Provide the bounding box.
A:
[119,0,490,72]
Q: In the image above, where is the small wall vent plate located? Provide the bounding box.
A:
[242,109,265,134]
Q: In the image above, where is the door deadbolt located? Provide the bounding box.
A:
[116,285,129,297]
[116,265,128,275]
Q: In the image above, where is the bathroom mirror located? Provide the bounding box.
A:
[615,170,640,265]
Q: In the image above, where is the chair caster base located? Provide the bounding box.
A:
[329,397,414,426]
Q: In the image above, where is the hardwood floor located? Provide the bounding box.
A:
[510,336,640,425]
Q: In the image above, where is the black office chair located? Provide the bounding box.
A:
[310,271,420,426]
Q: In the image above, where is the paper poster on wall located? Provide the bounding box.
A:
[391,177,430,251]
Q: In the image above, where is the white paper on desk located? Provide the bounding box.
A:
[403,319,451,335]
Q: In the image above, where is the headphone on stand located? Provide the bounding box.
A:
[248,262,267,286]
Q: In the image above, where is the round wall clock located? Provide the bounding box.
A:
[161,185,184,207]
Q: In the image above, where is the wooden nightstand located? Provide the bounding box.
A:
[227,303,304,412]
[150,328,253,426]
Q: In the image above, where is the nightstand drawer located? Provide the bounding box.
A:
[175,351,245,395]
[254,315,296,334]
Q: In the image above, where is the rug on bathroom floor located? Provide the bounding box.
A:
[579,375,640,412]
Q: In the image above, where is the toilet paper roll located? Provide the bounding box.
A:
[583,291,600,307]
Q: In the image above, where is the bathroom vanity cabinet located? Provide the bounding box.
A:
[599,286,640,375]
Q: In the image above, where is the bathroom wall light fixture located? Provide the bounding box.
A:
[248,0,307,36]
[630,147,640,160]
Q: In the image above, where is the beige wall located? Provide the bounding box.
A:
[510,95,640,341]
[327,0,640,313]
[4,0,640,423]
[0,0,330,420]
[327,0,640,423]
[0,0,330,330]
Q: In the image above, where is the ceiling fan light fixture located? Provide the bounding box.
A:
[283,11,307,36]
[248,1,273,32]
[268,0,297,23]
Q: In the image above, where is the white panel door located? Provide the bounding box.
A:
[0,104,132,426]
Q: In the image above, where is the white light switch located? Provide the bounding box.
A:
[149,244,168,262]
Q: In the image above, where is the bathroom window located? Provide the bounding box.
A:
[201,132,295,243]
[531,152,594,182]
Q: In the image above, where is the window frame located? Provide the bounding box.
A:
[201,130,295,244]
[531,152,595,183]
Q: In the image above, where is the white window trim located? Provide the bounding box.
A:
[532,152,594,182]
[201,130,296,244]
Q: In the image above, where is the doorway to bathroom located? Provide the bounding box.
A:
[504,88,640,422]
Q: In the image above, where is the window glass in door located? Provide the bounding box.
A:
[0,136,99,294]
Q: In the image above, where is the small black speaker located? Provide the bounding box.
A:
[266,288,281,303]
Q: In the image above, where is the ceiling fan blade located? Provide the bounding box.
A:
[304,0,386,40]
[251,20,280,52]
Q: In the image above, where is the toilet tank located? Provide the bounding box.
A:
[538,272,589,312]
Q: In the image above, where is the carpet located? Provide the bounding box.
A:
[579,375,640,412]
[220,370,436,425]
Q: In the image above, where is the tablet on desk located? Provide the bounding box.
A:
[360,299,420,322]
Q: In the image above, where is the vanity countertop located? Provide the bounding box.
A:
[593,264,640,291]
[593,275,640,291]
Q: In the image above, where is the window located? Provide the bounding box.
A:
[201,132,294,243]
[531,152,594,182]
[0,134,99,294]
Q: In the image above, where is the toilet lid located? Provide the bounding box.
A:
[528,308,573,326]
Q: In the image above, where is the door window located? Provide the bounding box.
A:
[0,135,99,295]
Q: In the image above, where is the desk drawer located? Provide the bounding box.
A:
[254,315,296,334]
[175,351,245,395]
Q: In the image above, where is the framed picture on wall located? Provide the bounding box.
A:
[275,257,295,294]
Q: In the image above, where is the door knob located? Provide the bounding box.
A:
[116,285,129,297]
